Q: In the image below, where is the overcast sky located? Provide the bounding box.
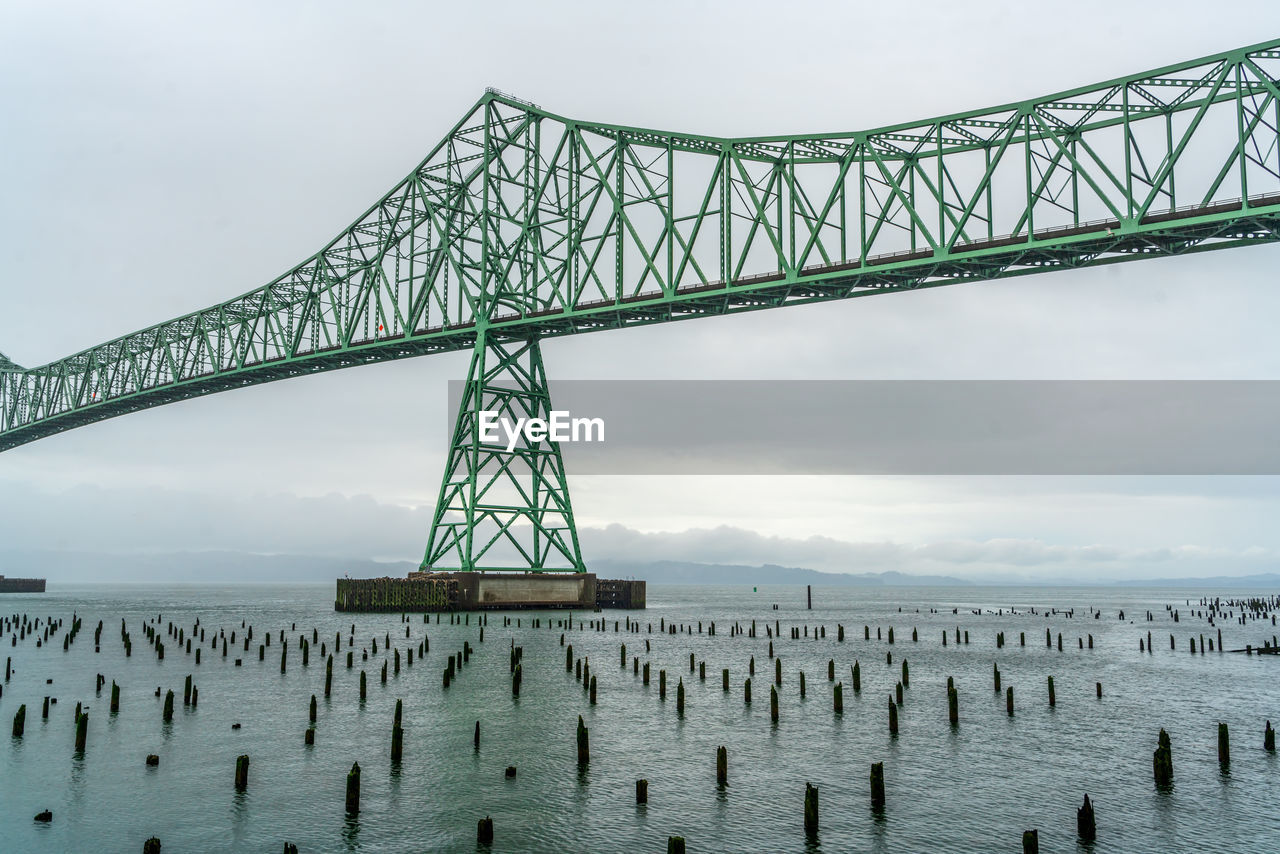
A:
[4,1,1280,581]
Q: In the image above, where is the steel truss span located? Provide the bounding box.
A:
[5,40,1280,451]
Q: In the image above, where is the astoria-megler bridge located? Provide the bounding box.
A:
[3,40,1280,575]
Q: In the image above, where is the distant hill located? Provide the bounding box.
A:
[0,549,414,584]
[591,559,971,586]
[1108,572,1280,589]
[2,549,1276,589]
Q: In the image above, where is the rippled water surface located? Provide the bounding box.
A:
[1,583,1278,853]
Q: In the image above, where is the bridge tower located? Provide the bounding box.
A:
[420,329,585,573]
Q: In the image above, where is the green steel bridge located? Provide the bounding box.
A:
[4,40,1280,574]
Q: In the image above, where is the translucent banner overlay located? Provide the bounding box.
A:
[446,380,1280,475]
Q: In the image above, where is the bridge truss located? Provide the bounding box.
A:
[3,40,1280,570]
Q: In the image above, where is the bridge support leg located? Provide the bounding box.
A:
[421,330,584,573]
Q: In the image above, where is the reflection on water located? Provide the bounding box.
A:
[0,582,1278,852]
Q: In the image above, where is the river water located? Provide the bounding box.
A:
[1,583,1277,853]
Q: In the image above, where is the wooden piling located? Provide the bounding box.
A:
[744,678,752,704]
[770,685,779,723]
[74,712,87,753]
[1077,794,1096,842]
[143,837,161,853]
[1266,720,1275,752]
[834,682,843,714]
[636,778,648,803]
[577,715,590,766]
[235,754,249,791]
[345,762,360,814]
[852,661,861,692]
[310,694,317,724]
[888,696,898,735]
[804,782,819,835]
[360,670,367,701]
[1022,829,1039,853]
[1047,676,1055,707]
[870,761,885,809]
[948,687,958,725]
[391,699,404,763]
[1218,722,1230,765]
[1153,728,1173,786]
[477,816,494,844]
[666,837,685,854]
[716,745,727,785]
[163,690,174,723]
[1006,686,1014,716]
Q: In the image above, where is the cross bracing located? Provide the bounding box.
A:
[4,39,1280,453]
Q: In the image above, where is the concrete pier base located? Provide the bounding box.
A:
[335,572,644,612]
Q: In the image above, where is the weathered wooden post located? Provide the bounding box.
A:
[888,696,898,735]
[235,754,249,791]
[163,690,175,723]
[804,782,819,836]
[666,837,685,854]
[1006,686,1014,716]
[325,655,333,698]
[1218,722,1230,766]
[1096,681,1102,699]
[74,712,88,753]
[993,663,1001,692]
[577,715,590,766]
[948,686,959,726]
[143,837,161,853]
[770,685,779,723]
[676,677,683,714]
[1077,794,1096,842]
[716,745,727,785]
[722,668,729,691]
[870,761,885,809]
[391,699,404,763]
[590,674,597,705]
[345,762,361,814]
[660,668,667,700]
[1022,829,1039,853]
[901,659,909,688]
[852,660,861,692]
[360,670,367,701]
[744,677,752,704]
[834,682,844,714]
[110,681,120,714]
[1047,676,1056,707]
[1266,720,1276,752]
[1153,729,1173,786]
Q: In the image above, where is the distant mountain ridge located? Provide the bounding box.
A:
[591,559,971,586]
[1,549,1276,588]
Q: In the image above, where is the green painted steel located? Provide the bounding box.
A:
[3,40,1280,570]
[422,331,583,572]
